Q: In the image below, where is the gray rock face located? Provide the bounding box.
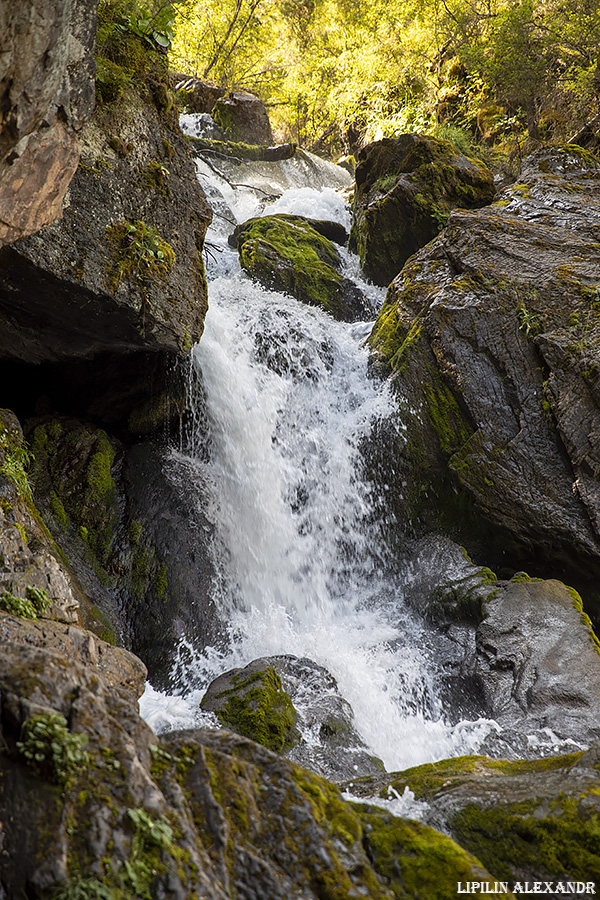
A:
[0,0,97,245]
[369,147,600,586]
[399,537,600,752]
[475,578,600,745]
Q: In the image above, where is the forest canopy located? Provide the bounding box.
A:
[111,0,600,154]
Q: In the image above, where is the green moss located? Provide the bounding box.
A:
[423,374,472,458]
[212,102,240,140]
[294,767,362,847]
[106,219,175,291]
[561,582,600,654]
[203,667,297,753]
[237,215,349,317]
[155,563,168,602]
[358,806,504,899]
[141,159,170,194]
[451,793,600,883]
[0,417,33,500]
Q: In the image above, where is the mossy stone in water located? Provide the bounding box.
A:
[234,214,369,322]
[201,661,298,753]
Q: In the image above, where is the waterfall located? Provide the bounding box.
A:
[140,116,497,773]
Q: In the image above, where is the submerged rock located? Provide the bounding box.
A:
[234,213,370,321]
[349,133,495,285]
[369,146,600,590]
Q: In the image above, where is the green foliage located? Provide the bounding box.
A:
[53,878,116,900]
[106,219,175,290]
[0,586,51,619]
[172,0,600,152]
[16,713,89,786]
[0,429,32,501]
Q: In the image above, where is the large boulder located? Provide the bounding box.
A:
[0,0,97,246]
[213,90,274,144]
[233,213,370,321]
[202,655,385,780]
[369,146,600,590]
[349,133,495,286]
[399,536,600,752]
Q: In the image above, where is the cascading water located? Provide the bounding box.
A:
[140,114,497,775]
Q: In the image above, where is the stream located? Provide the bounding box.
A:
[139,113,500,781]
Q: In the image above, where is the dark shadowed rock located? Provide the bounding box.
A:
[349,133,495,286]
[369,146,600,587]
[0,0,97,246]
[175,75,226,113]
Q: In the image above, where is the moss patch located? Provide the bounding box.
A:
[451,793,600,883]
[202,667,297,753]
[105,219,175,291]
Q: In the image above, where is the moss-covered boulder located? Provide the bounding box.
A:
[369,146,600,594]
[201,660,298,753]
[349,133,495,285]
[346,747,600,885]
[234,213,370,321]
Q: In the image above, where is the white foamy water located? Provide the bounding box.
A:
[140,114,498,773]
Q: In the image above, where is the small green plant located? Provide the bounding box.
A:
[53,878,116,900]
[16,713,89,785]
[0,586,51,619]
[122,3,176,51]
[106,219,175,289]
[0,430,32,500]
[517,305,541,337]
[0,589,37,618]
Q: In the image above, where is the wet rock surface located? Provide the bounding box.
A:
[350,133,495,285]
[345,748,600,885]
[369,146,600,591]
[400,536,600,752]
